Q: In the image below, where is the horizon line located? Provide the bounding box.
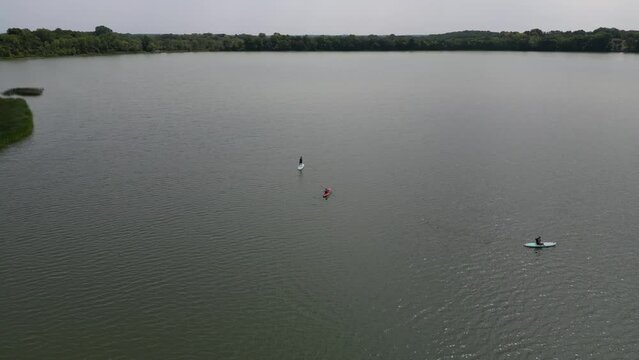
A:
[4,26,638,37]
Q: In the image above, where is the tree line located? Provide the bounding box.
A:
[1,26,638,58]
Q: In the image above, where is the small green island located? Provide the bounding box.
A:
[0,97,34,150]
[3,87,44,96]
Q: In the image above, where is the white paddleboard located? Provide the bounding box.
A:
[297,163,305,171]
[524,242,556,248]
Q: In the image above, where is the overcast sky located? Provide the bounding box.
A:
[2,0,638,35]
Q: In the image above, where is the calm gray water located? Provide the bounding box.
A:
[2,52,639,359]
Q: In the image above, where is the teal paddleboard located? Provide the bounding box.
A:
[524,242,556,248]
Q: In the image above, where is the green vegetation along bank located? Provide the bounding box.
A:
[1,26,638,58]
[0,97,34,150]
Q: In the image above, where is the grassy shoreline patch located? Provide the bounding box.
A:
[0,97,34,150]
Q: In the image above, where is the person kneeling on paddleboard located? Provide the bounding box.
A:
[535,236,543,246]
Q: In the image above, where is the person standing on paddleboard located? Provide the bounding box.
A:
[299,156,303,165]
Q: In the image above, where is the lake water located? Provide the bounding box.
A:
[2,52,639,359]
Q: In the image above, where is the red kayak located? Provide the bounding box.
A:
[322,188,333,199]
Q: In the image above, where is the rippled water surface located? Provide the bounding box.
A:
[2,52,639,359]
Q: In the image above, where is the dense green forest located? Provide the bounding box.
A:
[1,26,638,58]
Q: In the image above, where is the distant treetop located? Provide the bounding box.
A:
[94,26,113,36]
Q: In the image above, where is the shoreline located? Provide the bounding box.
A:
[2,27,638,59]
[2,48,638,61]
